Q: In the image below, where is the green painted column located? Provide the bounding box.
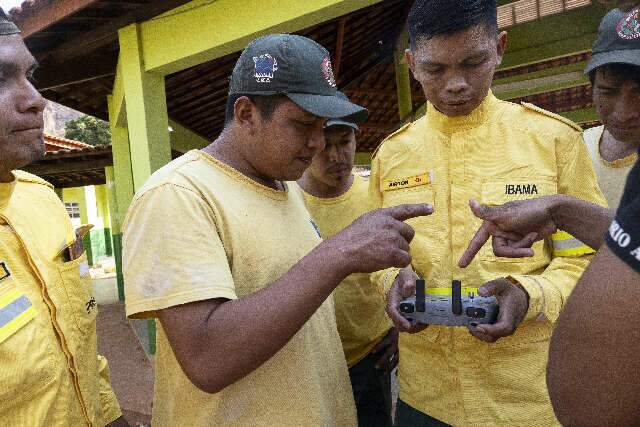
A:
[105,166,126,302]
[119,23,172,190]
[394,27,413,123]
[117,23,173,355]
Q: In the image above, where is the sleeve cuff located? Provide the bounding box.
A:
[100,394,123,425]
[508,274,545,322]
[371,268,401,300]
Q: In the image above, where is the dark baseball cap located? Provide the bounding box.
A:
[325,92,364,130]
[585,6,640,74]
[229,34,368,123]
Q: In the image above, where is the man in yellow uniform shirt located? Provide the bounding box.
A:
[0,10,124,426]
[122,34,432,426]
[373,0,607,425]
[297,96,396,426]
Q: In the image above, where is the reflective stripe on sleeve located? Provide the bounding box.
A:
[0,289,36,343]
[550,231,595,257]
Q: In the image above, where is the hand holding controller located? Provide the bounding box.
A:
[398,279,499,327]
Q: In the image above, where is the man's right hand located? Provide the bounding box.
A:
[458,198,560,268]
[386,266,429,333]
[324,203,433,274]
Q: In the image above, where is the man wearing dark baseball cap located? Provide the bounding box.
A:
[123,34,432,426]
[298,91,397,427]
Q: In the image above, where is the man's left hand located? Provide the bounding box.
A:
[372,328,399,373]
[469,278,529,343]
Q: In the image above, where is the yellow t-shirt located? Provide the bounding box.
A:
[122,150,356,426]
[583,125,637,211]
[300,175,391,367]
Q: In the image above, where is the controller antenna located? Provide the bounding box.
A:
[415,279,426,312]
[452,280,462,315]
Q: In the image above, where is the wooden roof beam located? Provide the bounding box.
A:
[16,0,99,38]
[45,0,194,63]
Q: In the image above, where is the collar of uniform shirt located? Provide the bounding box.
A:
[426,90,500,133]
[0,174,17,212]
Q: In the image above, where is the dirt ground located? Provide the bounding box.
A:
[96,302,154,426]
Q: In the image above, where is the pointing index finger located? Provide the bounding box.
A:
[458,220,492,268]
[384,204,433,222]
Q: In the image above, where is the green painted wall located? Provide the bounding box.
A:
[500,5,607,69]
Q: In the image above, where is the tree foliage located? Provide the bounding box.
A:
[64,115,111,146]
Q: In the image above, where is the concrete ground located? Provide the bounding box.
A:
[94,278,154,426]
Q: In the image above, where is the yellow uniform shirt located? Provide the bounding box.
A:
[583,125,637,211]
[0,171,121,426]
[122,150,356,426]
[370,93,607,426]
[300,175,392,367]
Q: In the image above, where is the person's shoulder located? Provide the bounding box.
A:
[13,171,54,189]
[372,116,426,160]
[133,151,206,199]
[511,101,583,135]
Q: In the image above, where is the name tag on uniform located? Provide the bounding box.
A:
[0,288,36,344]
[383,172,431,191]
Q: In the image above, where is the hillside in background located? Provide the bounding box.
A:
[44,100,83,137]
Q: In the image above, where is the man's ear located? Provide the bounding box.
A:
[234,96,259,134]
[405,48,417,77]
[495,31,508,67]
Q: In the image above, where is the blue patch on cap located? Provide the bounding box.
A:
[253,53,278,83]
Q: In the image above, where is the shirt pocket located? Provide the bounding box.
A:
[0,283,56,405]
[57,252,98,336]
[479,178,557,264]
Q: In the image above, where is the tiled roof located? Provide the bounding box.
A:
[44,133,92,151]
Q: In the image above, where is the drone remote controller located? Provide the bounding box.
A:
[399,279,499,327]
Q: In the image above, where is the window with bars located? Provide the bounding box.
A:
[65,202,81,219]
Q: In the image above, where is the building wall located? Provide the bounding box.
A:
[62,185,113,266]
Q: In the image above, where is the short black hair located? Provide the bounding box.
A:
[589,63,640,86]
[224,93,289,125]
[408,0,498,49]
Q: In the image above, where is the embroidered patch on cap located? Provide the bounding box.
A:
[253,53,278,83]
[321,57,337,87]
[617,7,640,40]
[0,262,10,283]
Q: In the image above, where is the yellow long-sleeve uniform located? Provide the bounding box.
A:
[0,171,121,426]
[370,93,607,426]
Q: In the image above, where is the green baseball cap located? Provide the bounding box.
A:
[325,91,364,131]
[229,34,368,123]
[584,6,640,74]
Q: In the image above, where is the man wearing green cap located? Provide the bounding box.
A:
[455,5,640,425]
[0,8,125,426]
[122,34,432,426]
[297,92,396,427]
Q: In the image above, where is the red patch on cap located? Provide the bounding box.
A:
[617,7,640,40]
[321,57,337,87]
